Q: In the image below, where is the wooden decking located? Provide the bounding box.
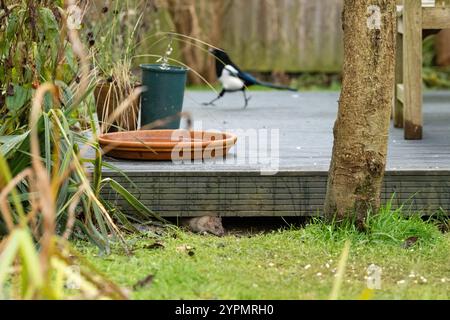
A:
[395,0,450,139]
[101,91,450,217]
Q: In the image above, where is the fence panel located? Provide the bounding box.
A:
[221,0,344,72]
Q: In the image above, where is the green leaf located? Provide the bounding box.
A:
[0,131,29,158]
[64,46,77,74]
[5,85,31,112]
[55,80,74,107]
[18,229,43,289]
[64,84,96,115]
[6,12,19,40]
[0,151,26,219]
[92,203,109,238]
[0,12,19,56]
[0,232,20,291]
[38,8,59,37]
[82,158,138,190]
[43,91,53,112]
[43,114,51,174]
[104,178,168,224]
[33,42,42,76]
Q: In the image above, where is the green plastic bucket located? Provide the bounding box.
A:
[140,64,188,129]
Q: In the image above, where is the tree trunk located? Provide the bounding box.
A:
[324,0,396,228]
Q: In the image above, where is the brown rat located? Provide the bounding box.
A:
[181,216,225,236]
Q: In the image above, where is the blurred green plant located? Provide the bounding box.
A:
[0,0,165,255]
[423,35,450,89]
[0,93,128,298]
[83,1,163,133]
[290,73,341,91]
[0,0,79,134]
[85,0,160,80]
[0,1,182,298]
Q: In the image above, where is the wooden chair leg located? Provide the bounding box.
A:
[394,30,404,128]
[403,0,423,140]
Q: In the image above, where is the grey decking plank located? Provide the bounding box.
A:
[99,91,450,217]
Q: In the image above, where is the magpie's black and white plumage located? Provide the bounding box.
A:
[204,48,297,108]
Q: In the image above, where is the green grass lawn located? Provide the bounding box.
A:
[76,208,450,300]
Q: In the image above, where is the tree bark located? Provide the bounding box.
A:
[324,0,396,228]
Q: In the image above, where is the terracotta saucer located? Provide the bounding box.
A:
[98,130,238,161]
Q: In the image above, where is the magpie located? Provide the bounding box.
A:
[204,48,297,108]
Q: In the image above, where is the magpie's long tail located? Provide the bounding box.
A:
[255,81,298,92]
